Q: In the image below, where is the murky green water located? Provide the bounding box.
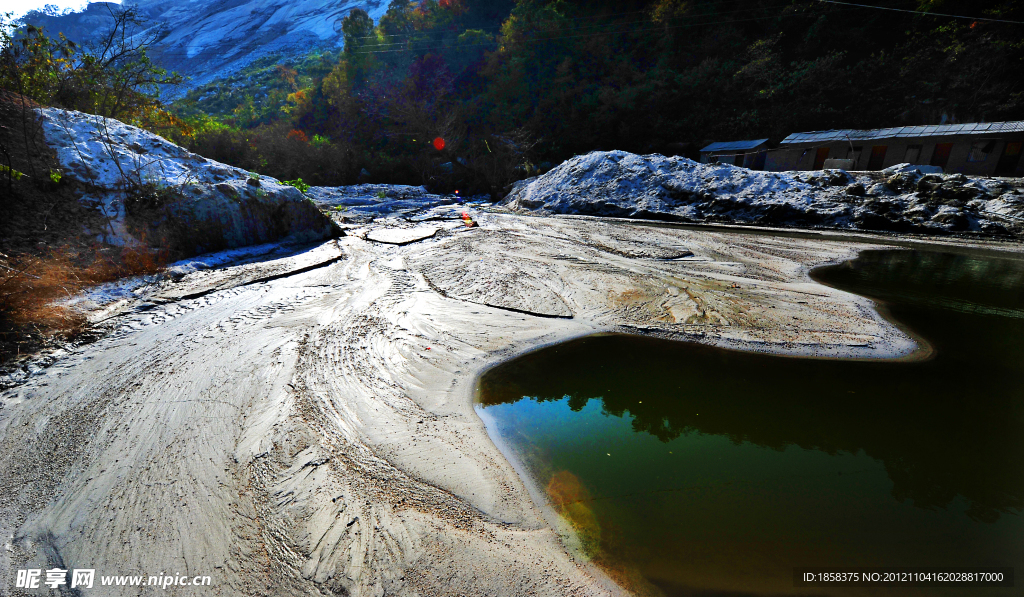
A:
[476,249,1024,596]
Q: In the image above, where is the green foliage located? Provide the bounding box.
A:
[1,163,24,180]
[48,169,61,184]
[172,50,340,125]
[456,29,492,46]
[0,7,183,124]
[283,178,311,193]
[164,0,1024,196]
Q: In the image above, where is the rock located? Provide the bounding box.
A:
[845,183,866,197]
[885,170,923,192]
[980,221,1010,235]
[882,163,943,175]
[931,210,969,230]
[36,108,338,255]
[503,150,1024,238]
[917,175,943,193]
[215,182,240,199]
[23,0,389,97]
[823,169,851,186]
[866,183,890,196]
[366,226,439,245]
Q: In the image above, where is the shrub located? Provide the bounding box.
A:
[0,7,183,123]
[182,121,356,186]
[283,178,310,193]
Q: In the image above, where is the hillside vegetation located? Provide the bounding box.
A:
[163,0,1023,195]
[2,0,1022,360]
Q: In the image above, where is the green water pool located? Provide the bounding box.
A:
[476,248,1024,596]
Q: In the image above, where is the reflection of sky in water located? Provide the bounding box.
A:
[478,249,1024,596]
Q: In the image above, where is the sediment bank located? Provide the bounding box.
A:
[1,212,1015,596]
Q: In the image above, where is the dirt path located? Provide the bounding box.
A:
[1,213,930,596]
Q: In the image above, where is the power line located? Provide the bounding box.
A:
[817,0,1024,24]
[350,9,857,54]
[341,0,804,42]
[352,7,796,51]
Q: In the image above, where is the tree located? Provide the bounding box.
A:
[339,8,379,89]
[0,5,182,123]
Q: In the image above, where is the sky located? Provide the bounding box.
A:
[1,0,120,21]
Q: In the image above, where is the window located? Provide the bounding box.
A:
[968,140,996,162]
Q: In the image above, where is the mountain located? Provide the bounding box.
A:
[22,0,389,96]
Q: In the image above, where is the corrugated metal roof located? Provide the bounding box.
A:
[779,121,1024,145]
[700,138,770,152]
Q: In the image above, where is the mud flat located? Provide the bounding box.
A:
[2,212,1017,596]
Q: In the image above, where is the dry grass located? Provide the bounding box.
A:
[0,90,172,362]
[0,243,166,360]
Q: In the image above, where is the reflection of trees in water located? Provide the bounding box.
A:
[480,251,1024,523]
[823,250,1024,296]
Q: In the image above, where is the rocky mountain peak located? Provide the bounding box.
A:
[22,0,389,94]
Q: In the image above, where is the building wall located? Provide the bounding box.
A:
[766,133,1024,176]
[702,148,769,169]
[764,148,810,171]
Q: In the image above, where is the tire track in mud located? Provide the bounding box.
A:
[225,247,607,596]
[1,219,923,596]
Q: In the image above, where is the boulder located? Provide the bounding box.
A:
[503,150,1024,238]
[37,108,338,255]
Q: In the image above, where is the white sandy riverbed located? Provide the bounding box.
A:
[3,212,1012,596]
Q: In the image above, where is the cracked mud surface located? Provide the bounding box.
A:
[2,213,974,596]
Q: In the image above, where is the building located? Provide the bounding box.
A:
[700,139,769,170]
[763,121,1024,176]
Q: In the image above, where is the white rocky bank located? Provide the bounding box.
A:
[37,107,337,253]
[505,150,1024,237]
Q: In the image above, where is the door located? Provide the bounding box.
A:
[994,142,1022,176]
[812,147,830,170]
[930,143,954,169]
[867,145,888,170]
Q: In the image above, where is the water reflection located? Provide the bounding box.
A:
[478,249,1024,595]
